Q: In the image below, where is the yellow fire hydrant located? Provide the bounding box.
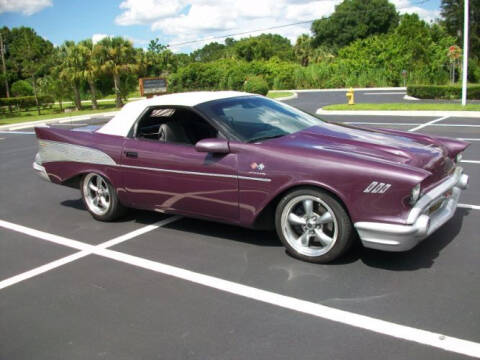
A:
[346,87,355,105]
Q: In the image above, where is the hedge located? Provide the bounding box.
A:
[0,95,55,111]
[243,76,269,95]
[407,85,480,100]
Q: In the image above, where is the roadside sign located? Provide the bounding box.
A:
[139,77,167,97]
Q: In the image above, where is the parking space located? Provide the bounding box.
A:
[1,100,480,359]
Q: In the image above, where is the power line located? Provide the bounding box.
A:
[167,0,435,48]
[167,19,316,48]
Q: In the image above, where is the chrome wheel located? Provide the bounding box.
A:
[280,195,338,257]
[83,173,111,216]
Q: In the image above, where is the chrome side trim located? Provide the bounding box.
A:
[38,139,116,166]
[37,140,271,183]
[119,164,271,182]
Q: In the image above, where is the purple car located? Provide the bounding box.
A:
[33,91,469,263]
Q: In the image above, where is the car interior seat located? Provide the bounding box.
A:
[158,120,191,144]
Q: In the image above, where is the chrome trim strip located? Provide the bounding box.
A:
[119,164,272,182]
[38,139,116,166]
[37,140,271,183]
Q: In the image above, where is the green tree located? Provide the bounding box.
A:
[232,34,293,62]
[338,14,455,85]
[294,34,314,66]
[148,38,167,54]
[191,42,226,62]
[311,0,399,50]
[8,27,53,114]
[94,37,137,107]
[78,39,100,109]
[58,41,84,110]
[441,0,480,58]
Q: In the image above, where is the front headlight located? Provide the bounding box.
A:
[410,184,421,205]
[456,153,463,163]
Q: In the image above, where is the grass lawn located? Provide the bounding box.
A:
[267,91,295,99]
[0,102,119,126]
[323,103,480,111]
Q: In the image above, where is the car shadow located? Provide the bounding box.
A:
[335,208,470,271]
[61,197,469,268]
[164,217,282,247]
[60,198,164,225]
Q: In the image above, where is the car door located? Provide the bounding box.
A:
[121,122,239,222]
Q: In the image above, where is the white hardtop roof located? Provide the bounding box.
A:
[97,91,253,137]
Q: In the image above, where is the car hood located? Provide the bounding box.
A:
[273,123,452,174]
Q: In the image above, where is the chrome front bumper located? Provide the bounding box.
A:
[355,167,469,251]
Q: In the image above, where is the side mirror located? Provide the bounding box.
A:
[195,138,230,154]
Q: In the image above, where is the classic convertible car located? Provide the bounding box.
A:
[33,91,469,263]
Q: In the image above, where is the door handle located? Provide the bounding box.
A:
[124,151,138,158]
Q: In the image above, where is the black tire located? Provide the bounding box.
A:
[81,173,127,221]
[275,187,354,263]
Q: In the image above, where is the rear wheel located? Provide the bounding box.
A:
[275,188,354,263]
[81,173,126,221]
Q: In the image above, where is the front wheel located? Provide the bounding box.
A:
[275,188,354,263]
[81,173,126,221]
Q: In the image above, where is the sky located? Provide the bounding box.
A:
[0,0,443,53]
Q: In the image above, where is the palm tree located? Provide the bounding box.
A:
[78,39,100,109]
[294,34,313,67]
[58,41,84,110]
[94,37,137,108]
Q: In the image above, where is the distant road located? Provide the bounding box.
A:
[284,88,407,113]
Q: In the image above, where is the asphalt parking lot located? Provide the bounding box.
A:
[1,94,480,359]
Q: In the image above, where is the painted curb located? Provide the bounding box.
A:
[316,109,480,118]
[0,111,119,131]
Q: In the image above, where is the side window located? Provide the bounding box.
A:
[135,107,219,145]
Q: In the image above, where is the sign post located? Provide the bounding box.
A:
[461,0,469,106]
[139,77,167,98]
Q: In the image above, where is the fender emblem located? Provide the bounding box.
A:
[250,162,265,171]
[364,182,391,194]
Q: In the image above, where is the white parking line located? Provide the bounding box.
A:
[346,122,480,127]
[409,116,450,132]
[96,247,480,359]
[346,122,419,126]
[0,216,181,290]
[0,131,35,135]
[1,218,480,358]
[459,138,480,141]
[462,160,480,164]
[459,204,480,210]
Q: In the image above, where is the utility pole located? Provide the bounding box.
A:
[0,32,11,102]
[461,0,469,106]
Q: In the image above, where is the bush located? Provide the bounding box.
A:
[243,76,269,95]
[11,80,34,97]
[407,84,480,100]
[0,95,55,111]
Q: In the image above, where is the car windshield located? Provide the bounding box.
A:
[197,96,323,142]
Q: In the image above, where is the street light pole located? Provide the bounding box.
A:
[461,0,469,106]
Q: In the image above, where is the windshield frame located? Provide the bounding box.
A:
[195,95,327,143]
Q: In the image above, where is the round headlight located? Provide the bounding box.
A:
[456,153,463,163]
[410,184,421,205]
